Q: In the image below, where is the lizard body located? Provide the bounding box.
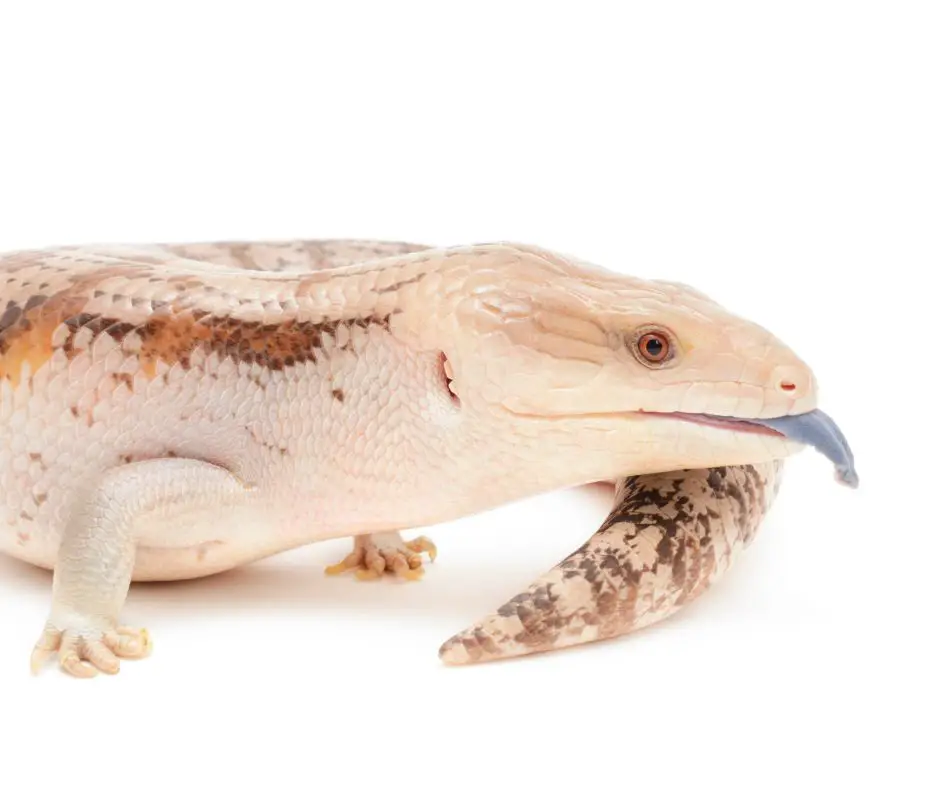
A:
[0,239,856,676]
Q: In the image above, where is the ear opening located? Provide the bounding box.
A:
[439,352,460,406]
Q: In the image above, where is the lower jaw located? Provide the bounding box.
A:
[625,411,804,473]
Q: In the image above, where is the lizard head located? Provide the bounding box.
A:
[438,245,856,486]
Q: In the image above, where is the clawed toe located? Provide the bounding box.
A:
[103,627,152,659]
[404,536,437,563]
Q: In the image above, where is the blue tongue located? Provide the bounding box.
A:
[744,409,858,488]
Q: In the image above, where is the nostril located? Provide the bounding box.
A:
[774,365,813,401]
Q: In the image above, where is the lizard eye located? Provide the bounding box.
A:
[633,329,673,366]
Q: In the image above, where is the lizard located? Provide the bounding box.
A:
[0,238,857,677]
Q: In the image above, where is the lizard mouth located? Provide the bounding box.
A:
[643,409,858,488]
[644,411,785,438]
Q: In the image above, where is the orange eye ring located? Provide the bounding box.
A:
[634,330,673,366]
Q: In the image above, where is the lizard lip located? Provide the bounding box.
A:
[643,409,858,488]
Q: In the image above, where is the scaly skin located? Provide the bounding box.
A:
[439,462,782,664]
[0,239,818,676]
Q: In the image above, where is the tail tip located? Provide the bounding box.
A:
[438,636,474,666]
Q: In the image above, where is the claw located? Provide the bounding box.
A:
[405,537,437,563]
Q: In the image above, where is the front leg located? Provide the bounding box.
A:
[31,458,250,678]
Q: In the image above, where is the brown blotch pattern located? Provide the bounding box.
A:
[0,240,427,386]
[0,261,156,386]
[2,293,395,385]
[132,312,394,378]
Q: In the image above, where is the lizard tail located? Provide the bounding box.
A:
[438,461,782,665]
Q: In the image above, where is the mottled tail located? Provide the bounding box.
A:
[439,461,782,665]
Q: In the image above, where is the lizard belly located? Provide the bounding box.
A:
[132,502,292,581]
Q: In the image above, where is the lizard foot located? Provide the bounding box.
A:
[30,623,152,678]
[325,532,437,581]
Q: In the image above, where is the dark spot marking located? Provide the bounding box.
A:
[24,294,47,311]
[0,305,22,332]
[64,313,96,330]
[105,322,136,342]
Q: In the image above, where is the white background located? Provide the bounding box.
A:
[1,3,937,787]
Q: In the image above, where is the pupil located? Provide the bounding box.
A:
[645,337,663,356]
